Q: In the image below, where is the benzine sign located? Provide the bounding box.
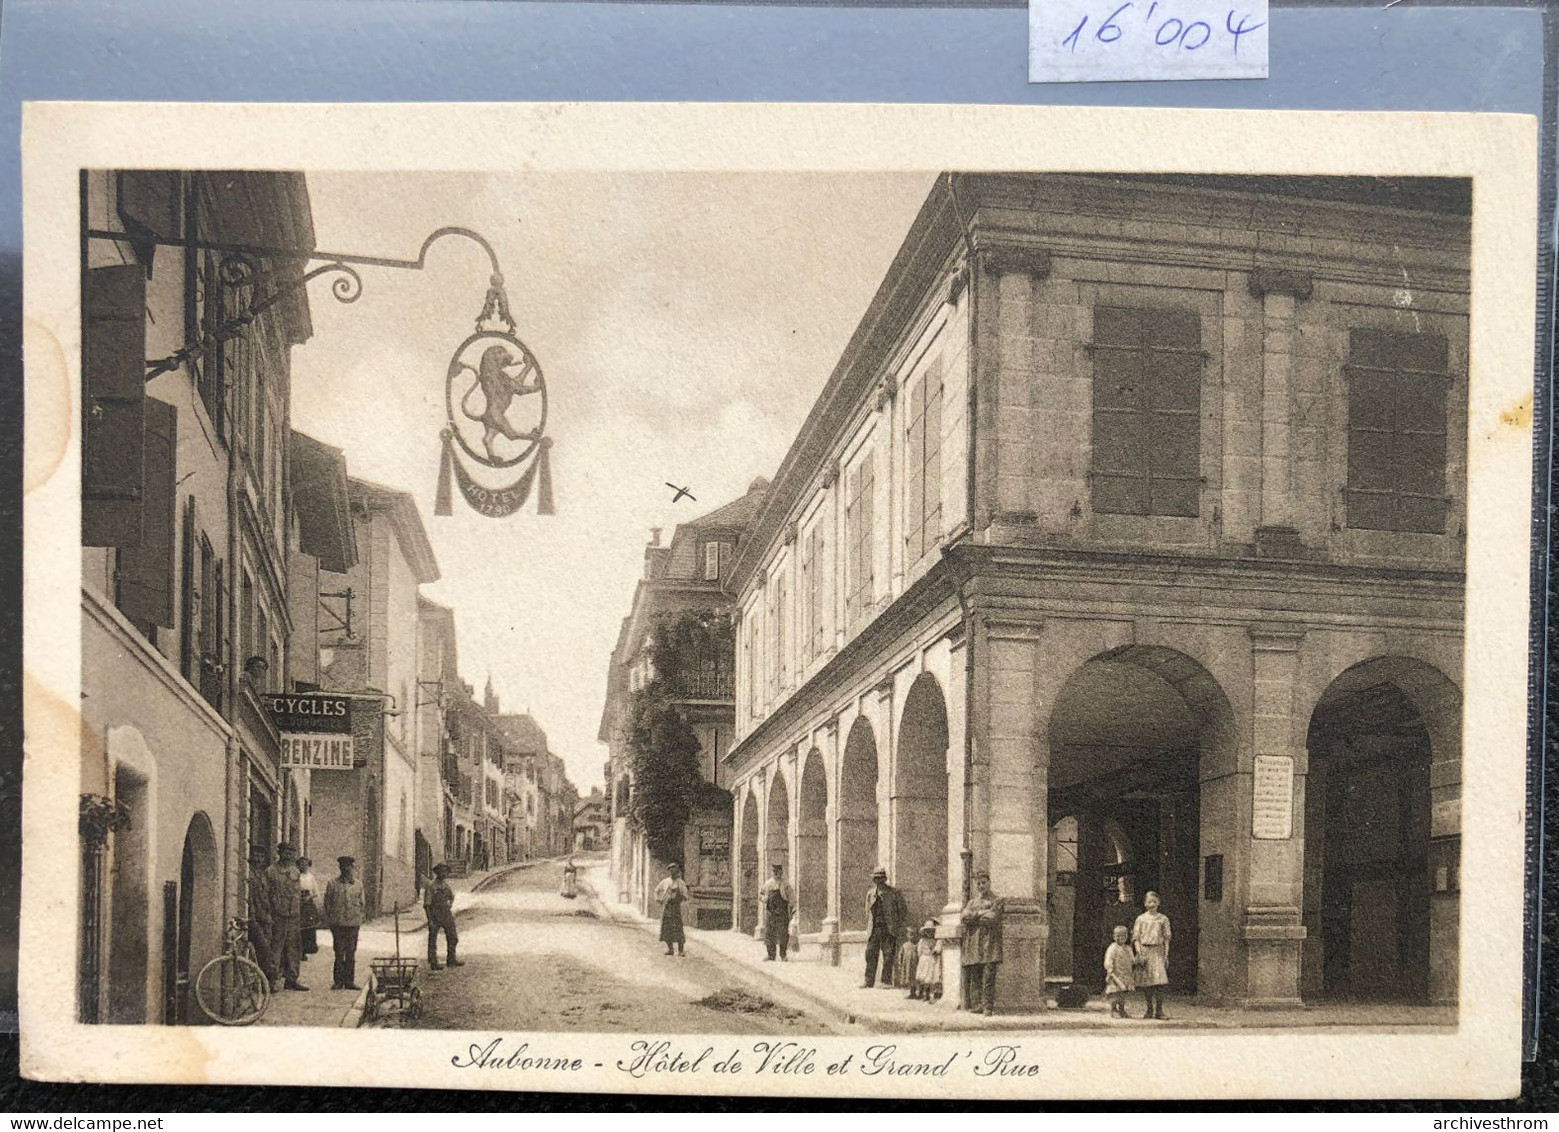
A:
[266,693,359,770]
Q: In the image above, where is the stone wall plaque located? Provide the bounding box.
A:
[1252,754,1294,840]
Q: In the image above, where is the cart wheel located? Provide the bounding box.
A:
[409,987,423,1019]
[363,986,377,1023]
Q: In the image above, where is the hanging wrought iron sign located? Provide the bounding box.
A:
[85,219,557,521]
[435,272,554,518]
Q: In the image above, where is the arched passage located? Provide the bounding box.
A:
[738,790,760,934]
[797,751,829,934]
[179,812,221,1025]
[838,718,879,932]
[1303,656,1461,1004]
[893,673,950,930]
[766,771,791,875]
[1047,646,1238,997]
[107,760,150,1024]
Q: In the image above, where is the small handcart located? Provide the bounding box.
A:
[363,903,423,1023]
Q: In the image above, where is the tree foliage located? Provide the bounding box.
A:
[627,612,735,865]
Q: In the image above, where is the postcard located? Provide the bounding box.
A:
[20,101,1538,1098]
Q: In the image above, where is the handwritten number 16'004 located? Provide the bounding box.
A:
[1062,3,1265,55]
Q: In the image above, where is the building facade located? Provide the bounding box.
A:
[574,788,609,851]
[600,481,766,925]
[725,173,1467,1011]
[78,170,320,1023]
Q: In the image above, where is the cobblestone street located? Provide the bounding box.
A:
[397,857,830,1034]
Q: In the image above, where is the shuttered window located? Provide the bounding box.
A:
[845,452,875,628]
[800,522,827,663]
[904,361,944,564]
[114,397,178,631]
[179,497,198,682]
[1345,329,1450,534]
[82,265,147,547]
[1090,306,1203,517]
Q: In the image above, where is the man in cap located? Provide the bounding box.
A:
[265,842,307,991]
[960,870,1004,1015]
[246,843,276,986]
[323,856,365,991]
[424,862,463,970]
[862,866,908,988]
[759,862,794,962]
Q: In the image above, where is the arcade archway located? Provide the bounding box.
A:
[738,790,760,934]
[893,673,950,930]
[797,750,829,934]
[1304,656,1460,1004]
[178,812,221,1025]
[1047,646,1237,996]
[838,718,879,932]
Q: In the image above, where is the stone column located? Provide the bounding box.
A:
[1243,626,1308,1007]
[753,774,769,941]
[937,623,970,1009]
[1250,269,1313,559]
[970,615,1048,1013]
[819,720,842,965]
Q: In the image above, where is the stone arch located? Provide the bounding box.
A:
[893,671,950,931]
[1303,655,1461,1005]
[838,716,880,932]
[179,811,221,1025]
[1047,645,1239,997]
[738,787,761,934]
[766,767,791,874]
[797,748,829,934]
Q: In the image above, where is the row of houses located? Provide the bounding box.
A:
[77,170,575,1025]
[604,172,1468,1011]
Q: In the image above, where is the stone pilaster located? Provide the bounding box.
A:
[1250,269,1313,557]
[1243,626,1308,1007]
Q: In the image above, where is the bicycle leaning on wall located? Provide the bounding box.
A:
[195,917,272,1025]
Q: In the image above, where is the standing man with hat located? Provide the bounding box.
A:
[265,842,308,991]
[323,856,365,991]
[862,866,908,988]
[960,870,1004,1015]
[759,862,794,962]
[425,863,463,970]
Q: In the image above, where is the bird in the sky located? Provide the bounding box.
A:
[666,483,697,503]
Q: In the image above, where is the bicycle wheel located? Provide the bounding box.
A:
[195,953,271,1025]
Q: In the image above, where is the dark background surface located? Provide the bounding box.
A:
[0,0,1553,1110]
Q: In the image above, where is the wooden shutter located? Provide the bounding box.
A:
[924,363,943,548]
[858,453,875,608]
[179,497,197,679]
[116,397,177,628]
[905,378,926,561]
[82,265,147,547]
[1345,329,1450,533]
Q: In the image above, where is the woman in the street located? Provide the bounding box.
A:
[654,862,691,957]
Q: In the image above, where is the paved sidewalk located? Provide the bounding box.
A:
[580,863,1457,1035]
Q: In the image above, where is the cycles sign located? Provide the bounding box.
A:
[266,693,357,771]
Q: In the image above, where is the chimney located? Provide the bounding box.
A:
[484,676,498,715]
[650,527,662,546]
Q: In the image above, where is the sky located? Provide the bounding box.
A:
[290,171,937,792]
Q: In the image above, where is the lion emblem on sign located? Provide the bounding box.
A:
[446,332,548,469]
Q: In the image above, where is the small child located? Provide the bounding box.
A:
[896,926,922,998]
[1104,925,1136,1018]
[914,920,942,1003]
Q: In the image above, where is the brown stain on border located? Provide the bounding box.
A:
[24,317,72,495]
[1499,396,1532,430]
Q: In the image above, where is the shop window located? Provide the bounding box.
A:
[1089,306,1203,517]
[1344,328,1450,534]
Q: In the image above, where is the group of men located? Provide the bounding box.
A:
[750,861,1006,1014]
[245,845,466,991]
[246,844,367,992]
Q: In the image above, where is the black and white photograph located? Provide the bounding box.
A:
[19,102,1537,1099]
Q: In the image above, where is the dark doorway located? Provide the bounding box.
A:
[1308,680,1432,1003]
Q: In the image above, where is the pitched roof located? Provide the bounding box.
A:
[349,475,440,584]
[289,430,357,574]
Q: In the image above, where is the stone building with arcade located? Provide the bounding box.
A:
[725,172,1467,1012]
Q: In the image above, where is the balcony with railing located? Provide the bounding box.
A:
[674,669,735,701]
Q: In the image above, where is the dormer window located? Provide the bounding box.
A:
[703,541,721,580]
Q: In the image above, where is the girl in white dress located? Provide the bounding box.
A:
[1131,890,1172,1020]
